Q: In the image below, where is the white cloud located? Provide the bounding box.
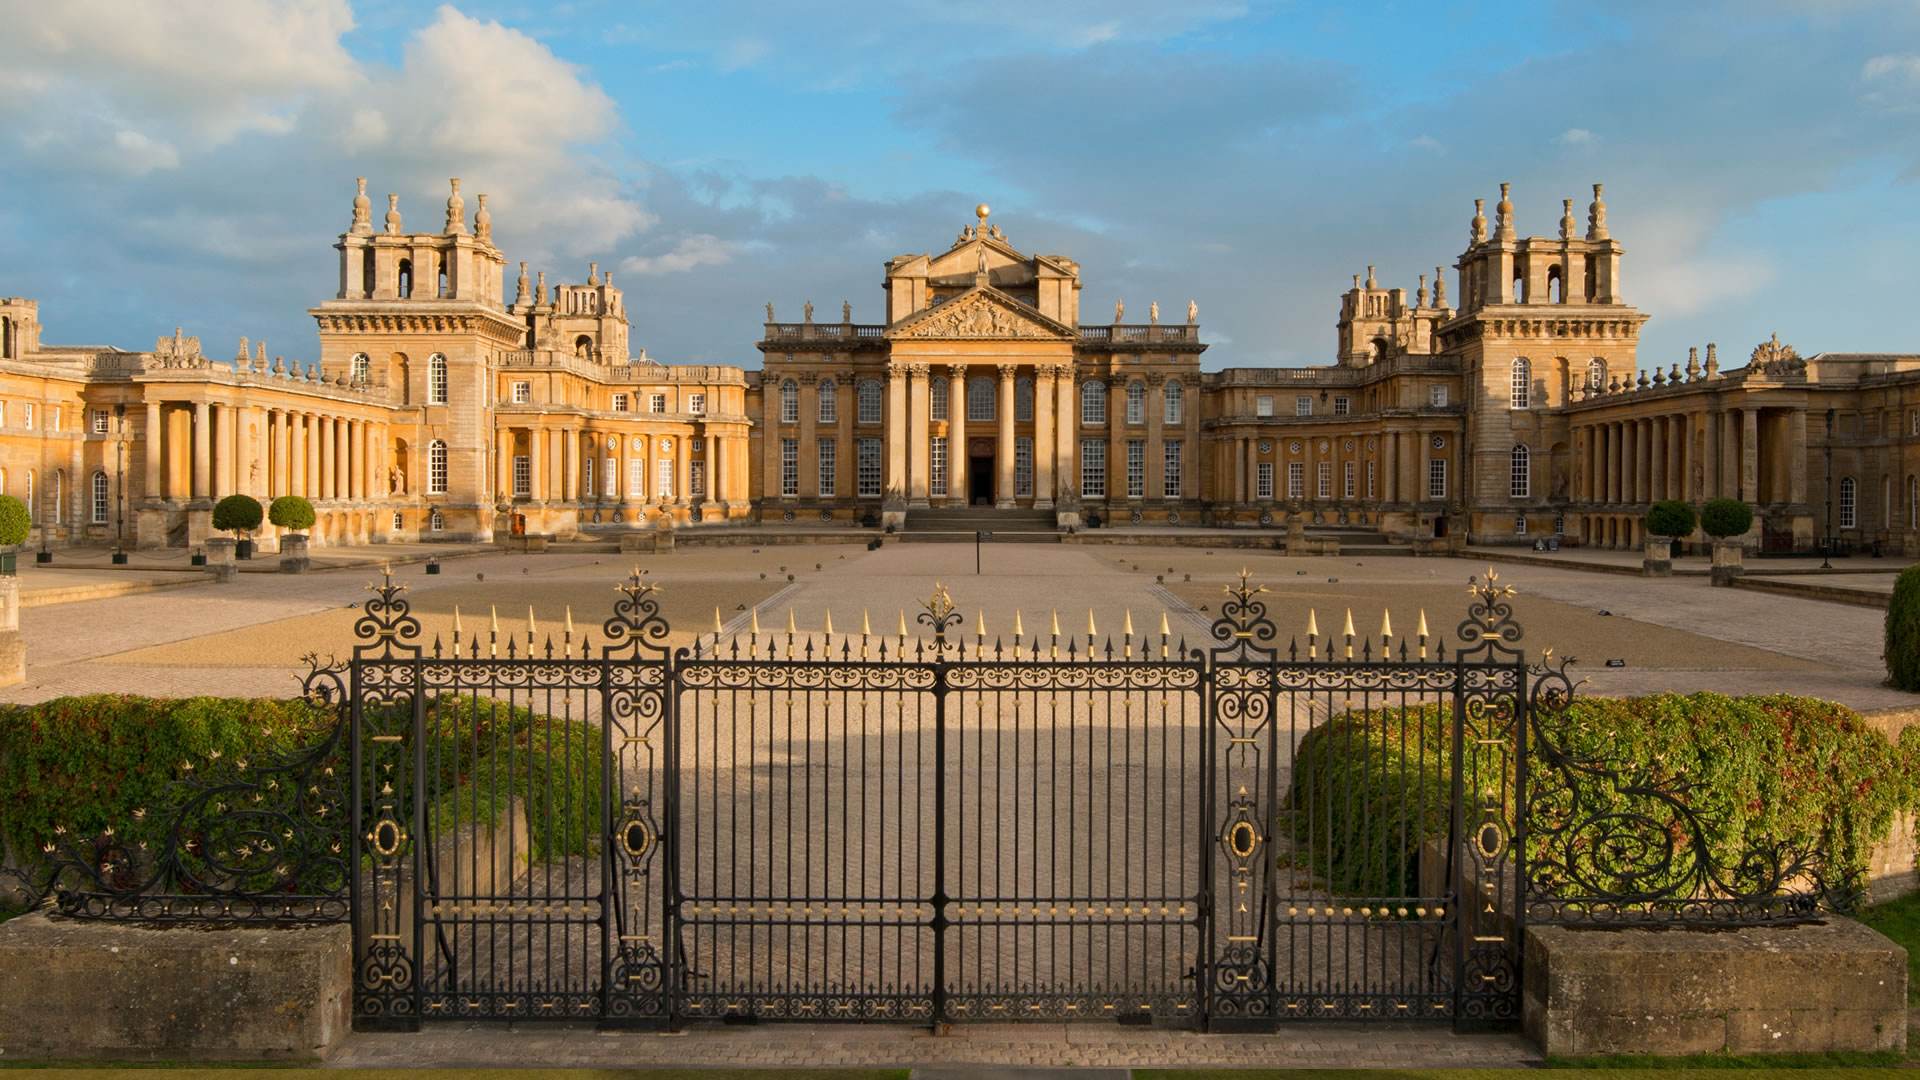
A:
[621,234,741,275]
[1409,134,1443,151]
[1556,128,1597,146]
[1863,53,1920,81]
[1626,211,1777,317]
[112,130,181,174]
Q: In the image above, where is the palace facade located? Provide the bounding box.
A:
[0,179,1916,555]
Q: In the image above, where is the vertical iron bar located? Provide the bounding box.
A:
[410,657,427,1022]
[1448,657,1467,1027]
[931,655,949,1028]
[348,659,366,1021]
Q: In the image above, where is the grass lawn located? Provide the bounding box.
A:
[1857,888,1920,1004]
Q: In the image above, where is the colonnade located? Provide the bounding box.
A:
[1572,405,1805,547]
[1212,428,1448,506]
[141,398,391,505]
[498,425,747,507]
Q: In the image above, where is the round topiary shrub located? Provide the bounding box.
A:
[0,495,28,547]
[1700,497,1754,539]
[1644,499,1697,539]
[268,495,316,532]
[211,494,263,536]
[1887,566,1920,691]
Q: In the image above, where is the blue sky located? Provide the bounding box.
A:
[2,1,1918,371]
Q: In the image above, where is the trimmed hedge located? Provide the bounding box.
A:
[1701,497,1754,539]
[212,493,263,535]
[1645,499,1696,539]
[1289,693,1918,900]
[1889,566,1920,692]
[268,495,315,531]
[0,495,27,547]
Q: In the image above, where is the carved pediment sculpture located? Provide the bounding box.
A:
[1748,332,1805,376]
[894,291,1065,340]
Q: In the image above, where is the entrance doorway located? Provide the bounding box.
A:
[968,455,994,505]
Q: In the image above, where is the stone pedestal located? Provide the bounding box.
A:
[1642,535,1673,577]
[204,537,238,583]
[0,575,23,687]
[134,505,171,550]
[184,505,214,547]
[0,913,352,1061]
[1710,537,1746,586]
[1523,919,1906,1057]
[279,533,311,574]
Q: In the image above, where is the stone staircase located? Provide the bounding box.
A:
[900,507,1061,543]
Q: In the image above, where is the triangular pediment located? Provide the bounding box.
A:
[887,287,1074,341]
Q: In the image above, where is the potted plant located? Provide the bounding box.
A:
[270,495,317,573]
[0,495,27,575]
[1700,498,1754,586]
[1641,500,1696,576]
[212,494,264,559]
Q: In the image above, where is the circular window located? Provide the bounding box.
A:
[658,438,673,454]
[631,435,645,450]
[1343,440,1355,452]
[1318,439,1330,453]
[1288,440,1302,454]
[1258,441,1272,454]
[1431,435,1446,449]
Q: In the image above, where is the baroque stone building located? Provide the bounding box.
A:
[0,179,1914,554]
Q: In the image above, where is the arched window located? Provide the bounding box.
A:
[1,317,10,360]
[929,377,947,421]
[966,376,995,422]
[396,258,413,299]
[392,511,403,531]
[1839,476,1857,530]
[1512,274,1524,304]
[1125,381,1145,425]
[1016,377,1033,422]
[428,507,444,532]
[574,335,592,359]
[1510,357,1531,410]
[856,379,882,424]
[91,470,108,524]
[362,249,375,299]
[779,379,799,424]
[427,440,449,494]
[1547,265,1563,304]
[350,353,370,384]
[1081,380,1107,424]
[1510,444,1530,498]
[437,262,449,299]
[428,353,448,404]
[818,378,838,423]
[1587,358,1607,391]
[1164,380,1183,424]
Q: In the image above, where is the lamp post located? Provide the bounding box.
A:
[114,403,127,561]
[1822,408,1834,569]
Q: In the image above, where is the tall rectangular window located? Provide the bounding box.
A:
[91,409,108,435]
[628,457,645,498]
[1256,462,1274,500]
[689,393,706,415]
[1343,461,1355,499]
[511,381,530,403]
[1163,440,1182,498]
[1317,461,1332,499]
[857,437,882,497]
[930,436,948,498]
[819,382,838,423]
[1016,437,1034,497]
[1288,462,1304,499]
[1428,457,1447,499]
[1295,396,1313,417]
[656,457,674,500]
[1366,460,1376,499]
[780,438,799,496]
[613,393,630,412]
[512,455,530,497]
[91,472,108,523]
[604,457,617,497]
[1840,476,1857,529]
[22,404,32,430]
[1080,438,1106,498]
[1126,439,1144,497]
[1333,396,1350,416]
[1429,384,1448,408]
[584,456,594,496]
[690,460,705,497]
[652,393,668,414]
[1255,395,1273,418]
[1125,382,1145,425]
[818,438,837,497]
[857,381,882,424]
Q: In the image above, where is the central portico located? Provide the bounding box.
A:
[755,205,1208,526]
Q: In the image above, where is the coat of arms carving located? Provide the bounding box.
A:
[898,293,1056,339]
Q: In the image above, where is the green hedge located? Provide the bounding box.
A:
[268,495,315,531]
[1701,497,1754,539]
[403,695,604,862]
[1288,693,1918,900]
[1888,566,1920,692]
[0,495,28,547]
[1645,499,1696,539]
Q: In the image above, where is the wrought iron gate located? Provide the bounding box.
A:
[340,569,1536,1030]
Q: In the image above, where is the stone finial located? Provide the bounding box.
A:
[1705,342,1719,377]
[535,270,547,305]
[351,177,372,234]
[1470,199,1487,244]
[842,299,852,323]
[1670,362,1682,384]
[272,355,286,375]
[589,261,600,286]
[236,336,250,361]
[444,178,466,235]
[1652,366,1666,386]
[1559,198,1575,241]
[1635,369,1650,390]
[1187,299,1198,325]
[1416,273,1429,307]
[1587,182,1608,240]
[515,261,530,305]
[1686,346,1701,381]
[765,301,775,322]
[474,193,491,243]
[1351,273,1361,292]
[1494,182,1515,241]
[1365,264,1377,289]
[1608,375,1622,394]
[1434,266,1448,307]
[255,341,267,366]
[604,271,613,291]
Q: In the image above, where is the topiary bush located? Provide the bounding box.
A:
[0,495,28,547]
[268,494,316,532]
[1645,499,1697,539]
[1701,497,1755,539]
[1887,566,1920,692]
[1290,692,1919,901]
[211,494,263,537]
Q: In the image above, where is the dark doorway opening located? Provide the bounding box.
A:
[1432,515,1449,538]
[968,457,994,506]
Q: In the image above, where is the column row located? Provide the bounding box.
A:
[499,427,746,505]
[141,400,389,505]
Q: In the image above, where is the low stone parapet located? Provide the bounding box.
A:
[1523,919,1906,1057]
[0,912,351,1061]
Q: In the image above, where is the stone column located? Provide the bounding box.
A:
[1145,375,1165,501]
[188,401,210,502]
[563,429,579,502]
[335,418,350,501]
[907,366,930,508]
[796,376,818,499]
[995,364,1016,507]
[760,376,780,506]
[529,427,547,502]
[1033,365,1056,509]
[1055,369,1076,504]
[497,428,513,500]
[947,366,968,507]
[1701,412,1719,500]
[701,432,716,504]
[267,410,283,498]
[1649,416,1665,504]
[886,366,907,500]
[1245,439,1258,503]
[676,434,691,505]
[1788,408,1808,505]
[234,407,254,501]
[311,414,326,499]
[1741,408,1759,504]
